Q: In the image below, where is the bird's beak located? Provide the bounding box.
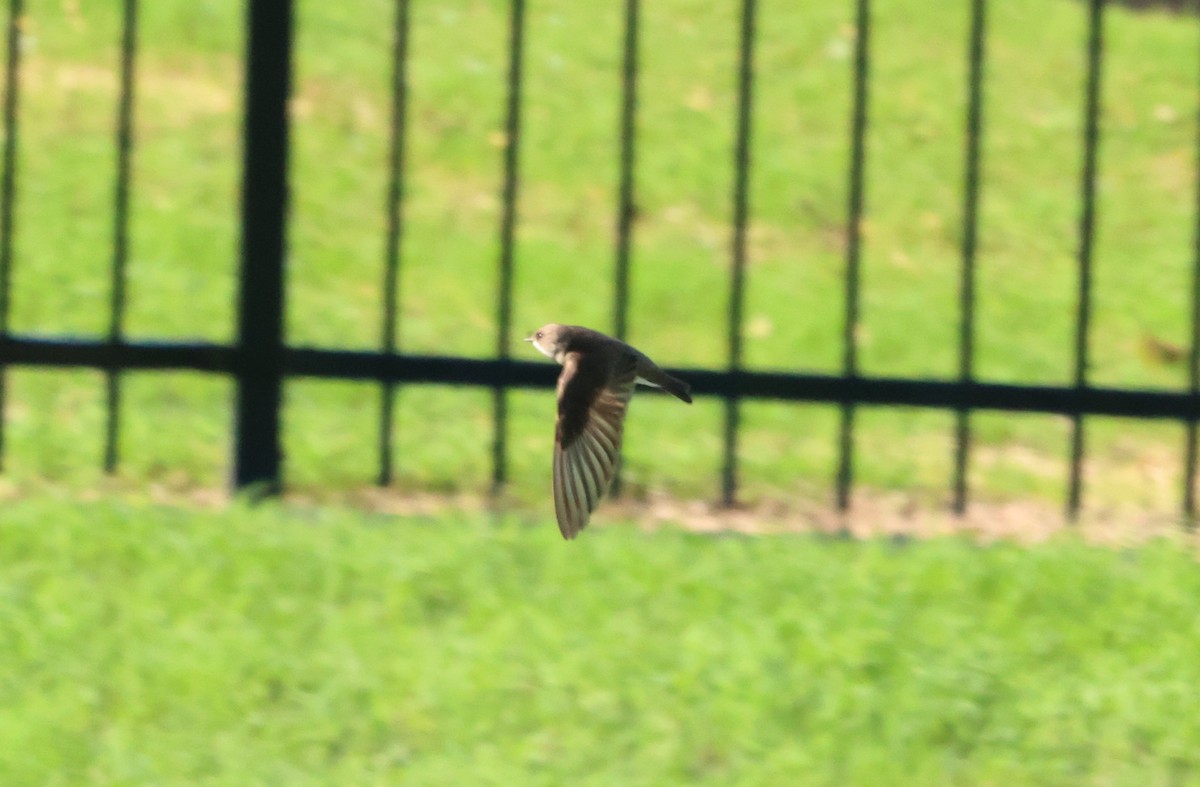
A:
[523,336,534,342]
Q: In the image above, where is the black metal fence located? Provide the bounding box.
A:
[0,0,1198,521]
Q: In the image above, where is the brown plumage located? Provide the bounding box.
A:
[525,323,692,539]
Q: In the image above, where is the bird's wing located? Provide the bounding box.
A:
[552,350,637,539]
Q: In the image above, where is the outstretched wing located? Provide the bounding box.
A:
[552,350,637,539]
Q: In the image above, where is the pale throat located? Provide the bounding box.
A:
[532,339,561,363]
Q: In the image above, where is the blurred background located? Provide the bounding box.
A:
[2,1,1200,527]
[2,0,1198,523]
[2,0,1200,783]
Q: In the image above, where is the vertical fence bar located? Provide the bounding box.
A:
[722,0,756,507]
[1067,0,1104,520]
[613,0,638,344]
[837,0,870,512]
[610,0,639,499]
[953,0,987,515]
[492,0,525,492]
[378,0,410,487]
[104,0,137,474]
[1184,25,1200,528]
[233,0,293,493]
[0,0,22,472]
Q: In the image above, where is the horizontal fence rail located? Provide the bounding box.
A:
[0,0,1197,525]
[5,335,1199,422]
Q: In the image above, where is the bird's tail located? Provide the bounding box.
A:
[660,374,692,404]
[635,356,694,403]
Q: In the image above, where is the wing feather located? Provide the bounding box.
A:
[552,351,638,538]
[552,448,570,526]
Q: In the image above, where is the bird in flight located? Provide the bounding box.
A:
[525,323,692,539]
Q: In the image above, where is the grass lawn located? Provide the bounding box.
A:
[4,4,1198,783]
[1,498,1199,785]
[1,0,1197,515]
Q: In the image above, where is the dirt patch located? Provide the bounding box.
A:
[287,481,1200,548]
[3,475,1191,548]
[21,57,237,128]
[603,489,1192,548]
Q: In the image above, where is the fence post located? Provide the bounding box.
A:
[234,0,293,494]
[722,0,756,507]
[491,0,525,494]
[837,0,870,512]
[1066,0,1104,520]
[0,0,23,472]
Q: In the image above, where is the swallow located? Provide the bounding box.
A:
[525,323,692,539]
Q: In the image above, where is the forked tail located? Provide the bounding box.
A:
[661,374,692,404]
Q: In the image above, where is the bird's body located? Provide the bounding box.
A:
[526,323,692,539]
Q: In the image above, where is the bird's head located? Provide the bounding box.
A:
[524,323,570,363]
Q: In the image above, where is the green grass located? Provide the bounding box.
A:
[1,499,1199,785]
[2,0,1197,513]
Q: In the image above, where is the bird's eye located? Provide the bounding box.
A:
[535,331,543,339]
